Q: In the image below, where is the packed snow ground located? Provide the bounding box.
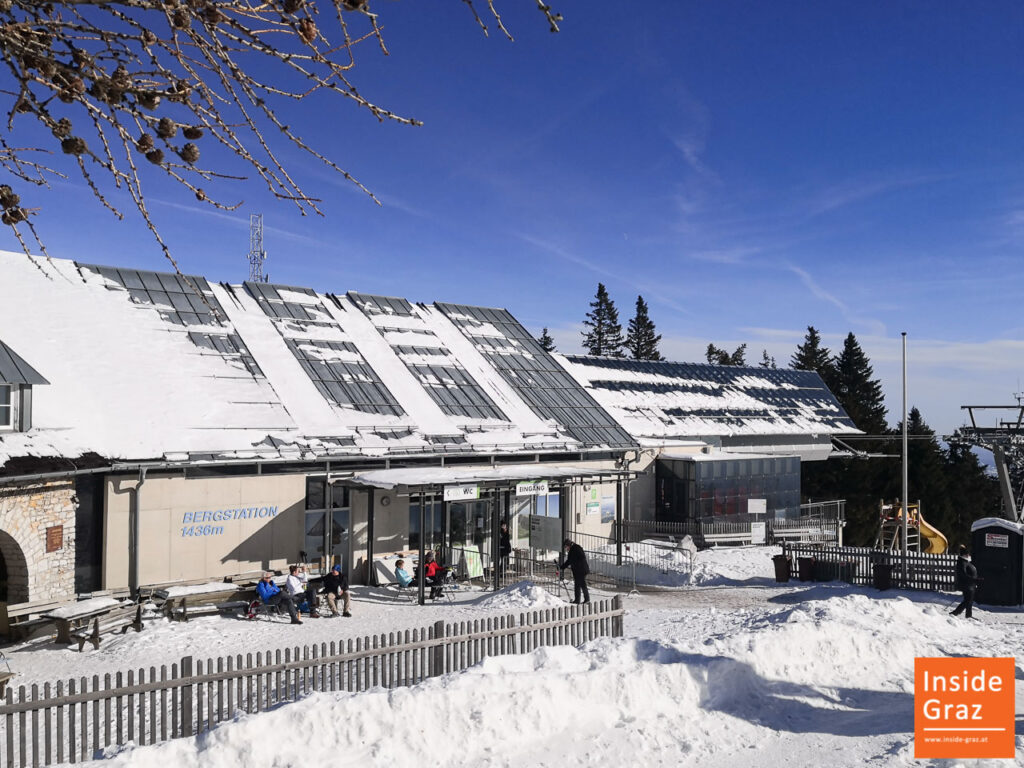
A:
[5,547,1023,767]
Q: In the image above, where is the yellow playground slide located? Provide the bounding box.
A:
[919,514,948,554]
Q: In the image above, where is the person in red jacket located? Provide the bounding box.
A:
[423,551,446,600]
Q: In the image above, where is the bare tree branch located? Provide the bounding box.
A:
[0,1,561,272]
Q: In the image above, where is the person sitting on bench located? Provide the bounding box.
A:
[256,572,301,625]
[323,564,352,618]
[423,551,447,600]
[395,559,413,588]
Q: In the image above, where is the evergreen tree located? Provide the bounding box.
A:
[884,408,953,547]
[706,343,747,366]
[791,326,836,387]
[833,332,888,434]
[945,443,1001,547]
[706,343,728,365]
[759,349,776,369]
[581,283,625,357]
[811,333,892,544]
[625,296,662,361]
[537,328,556,353]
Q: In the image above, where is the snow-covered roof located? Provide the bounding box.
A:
[556,355,859,445]
[0,253,636,470]
[0,339,49,385]
[970,517,1024,535]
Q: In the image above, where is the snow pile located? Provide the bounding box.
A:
[687,545,778,586]
[475,580,566,610]
[706,592,995,692]
[608,542,778,588]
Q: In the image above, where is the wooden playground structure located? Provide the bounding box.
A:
[874,500,948,554]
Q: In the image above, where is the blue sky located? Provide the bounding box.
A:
[8,1,1024,435]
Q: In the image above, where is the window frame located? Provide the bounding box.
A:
[0,384,14,431]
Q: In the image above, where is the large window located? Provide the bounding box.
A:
[0,385,11,429]
[663,457,801,522]
[304,479,350,567]
[408,500,444,550]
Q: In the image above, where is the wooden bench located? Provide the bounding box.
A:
[0,599,69,642]
[48,597,128,645]
[69,603,144,652]
[158,584,249,622]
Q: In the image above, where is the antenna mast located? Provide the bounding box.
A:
[248,213,268,283]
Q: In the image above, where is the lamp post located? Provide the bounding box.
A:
[901,332,909,586]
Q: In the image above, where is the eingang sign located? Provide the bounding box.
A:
[515,480,549,496]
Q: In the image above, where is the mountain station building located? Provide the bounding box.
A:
[0,252,857,605]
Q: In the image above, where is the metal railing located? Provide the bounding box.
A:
[0,598,624,767]
[782,543,957,591]
[615,500,846,548]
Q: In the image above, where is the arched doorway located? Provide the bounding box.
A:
[0,530,29,603]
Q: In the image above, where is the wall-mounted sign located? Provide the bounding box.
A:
[586,501,600,516]
[180,505,279,537]
[750,521,767,545]
[515,480,549,497]
[45,525,63,553]
[444,485,480,502]
[985,533,1009,549]
[600,495,615,523]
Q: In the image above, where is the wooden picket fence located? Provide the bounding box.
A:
[1,597,624,767]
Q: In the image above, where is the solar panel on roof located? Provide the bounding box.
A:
[562,354,857,435]
[350,293,508,422]
[78,264,266,379]
[244,283,407,417]
[435,303,634,447]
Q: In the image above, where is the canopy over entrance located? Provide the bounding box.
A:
[346,464,633,491]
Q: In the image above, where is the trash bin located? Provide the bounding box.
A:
[813,559,836,581]
[873,562,892,590]
[797,556,816,582]
[838,560,855,584]
[970,518,1024,606]
[772,554,791,583]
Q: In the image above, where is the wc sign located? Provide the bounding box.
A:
[914,657,1014,758]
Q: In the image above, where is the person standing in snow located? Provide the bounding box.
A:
[499,521,512,579]
[323,563,352,617]
[951,545,980,619]
[285,564,319,618]
[560,537,590,604]
[256,572,301,624]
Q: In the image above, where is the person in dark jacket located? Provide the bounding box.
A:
[951,545,980,619]
[499,522,512,579]
[560,538,590,604]
[323,564,352,617]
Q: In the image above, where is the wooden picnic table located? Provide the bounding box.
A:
[45,597,125,645]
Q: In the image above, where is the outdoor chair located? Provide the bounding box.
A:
[390,582,415,603]
[245,592,287,620]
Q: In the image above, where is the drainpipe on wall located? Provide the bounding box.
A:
[129,467,147,598]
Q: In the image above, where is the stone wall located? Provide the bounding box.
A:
[0,479,76,603]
